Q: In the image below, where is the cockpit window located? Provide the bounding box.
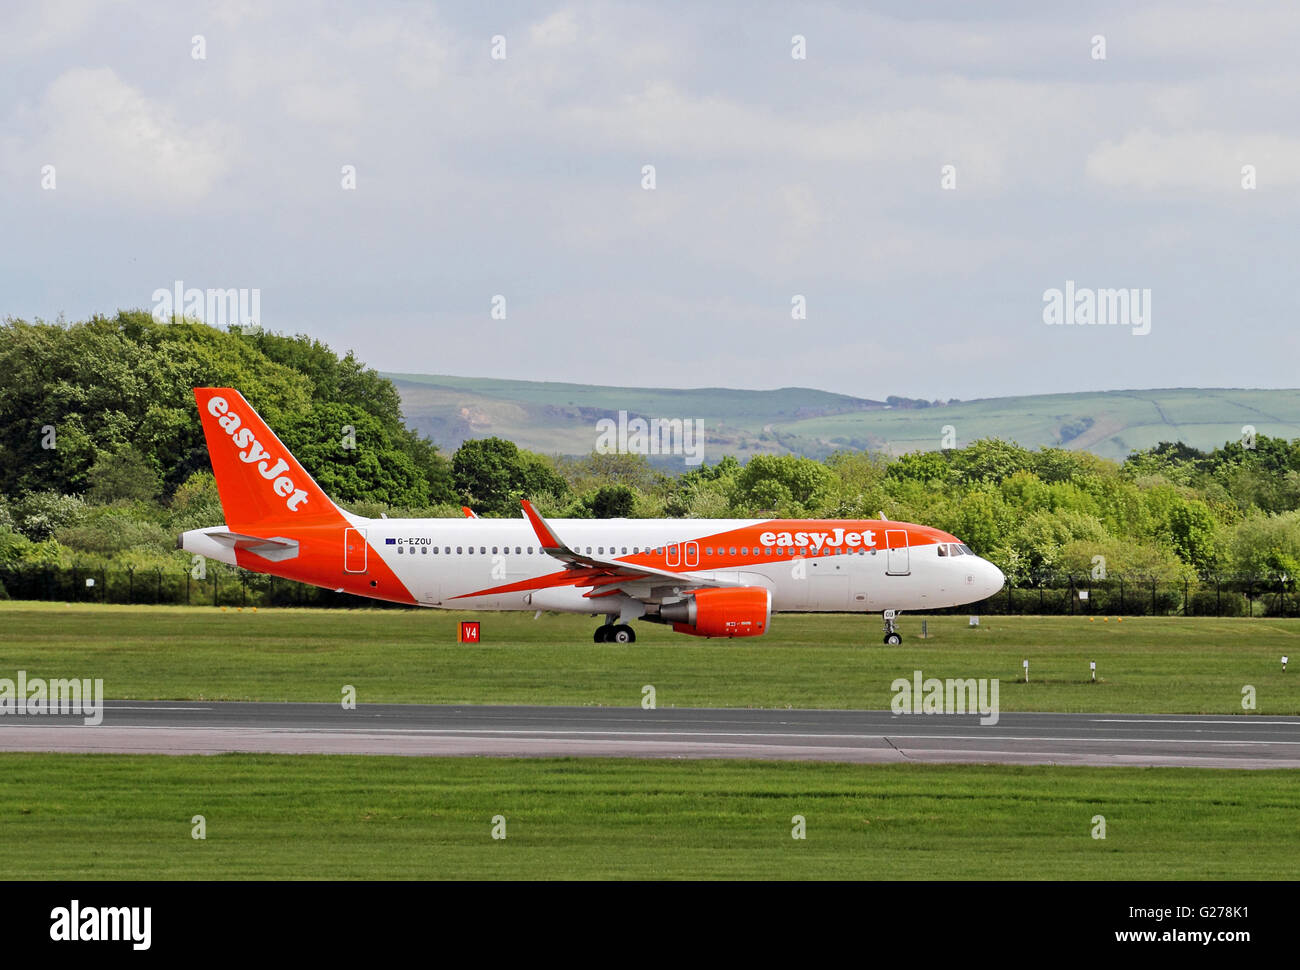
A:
[958,543,974,556]
[937,544,949,557]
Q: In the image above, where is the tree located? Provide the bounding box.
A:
[452,437,568,516]
[0,312,445,504]
[1034,447,1103,484]
[86,445,162,503]
[949,439,1034,485]
[280,403,434,508]
[557,452,659,494]
[732,454,837,515]
[9,491,87,541]
[1000,508,1109,577]
[585,484,636,518]
[885,450,952,485]
[1228,512,1300,577]
[941,484,1012,555]
[1163,498,1221,573]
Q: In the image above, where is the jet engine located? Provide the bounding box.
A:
[659,586,771,638]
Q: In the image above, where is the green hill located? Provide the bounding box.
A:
[385,374,1300,463]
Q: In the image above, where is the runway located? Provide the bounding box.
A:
[1,702,1298,767]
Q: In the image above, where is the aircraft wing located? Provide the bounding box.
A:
[519,499,745,597]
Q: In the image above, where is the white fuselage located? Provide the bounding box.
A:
[194,515,1006,615]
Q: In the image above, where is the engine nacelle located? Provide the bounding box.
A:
[660,586,771,639]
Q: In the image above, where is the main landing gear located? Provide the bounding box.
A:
[882,609,902,645]
[594,622,636,644]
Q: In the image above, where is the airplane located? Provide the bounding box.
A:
[179,388,1005,644]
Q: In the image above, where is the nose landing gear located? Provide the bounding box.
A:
[882,609,902,645]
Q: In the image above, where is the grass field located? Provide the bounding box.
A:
[3,602,1298,713]
[5,603,1298,881]
[2,754,1296,879]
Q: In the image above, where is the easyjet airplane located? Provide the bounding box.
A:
[180,388,1005,644]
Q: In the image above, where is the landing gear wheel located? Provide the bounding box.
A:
[880,610,901,645]
[609,624,636,644]
[594,626,611,643]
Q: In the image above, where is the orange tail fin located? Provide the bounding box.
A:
[193,388,345,533]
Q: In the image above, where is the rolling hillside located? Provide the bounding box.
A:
[384,373,1300,465]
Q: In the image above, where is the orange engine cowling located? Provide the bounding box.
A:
[661,586,772,638]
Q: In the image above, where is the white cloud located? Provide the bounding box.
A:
[0,0,106,56]
[282,80,363,127]
[4,0,1300,398]
[17,67,230,205]
[209,0,271,29]
[1119,3,1300,64]
[1086,129,1300,192]
[529,8,581,47]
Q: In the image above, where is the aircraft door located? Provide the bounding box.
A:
[344,528,368,573]
[885,530,910,576]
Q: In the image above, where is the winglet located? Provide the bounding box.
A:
[461,506,479,519]
[520,499,568,555]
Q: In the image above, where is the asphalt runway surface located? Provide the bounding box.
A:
[2,702,1298,767]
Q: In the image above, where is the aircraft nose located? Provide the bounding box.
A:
[982,559,1006,596]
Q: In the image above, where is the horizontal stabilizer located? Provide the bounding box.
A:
[178,526,300,563]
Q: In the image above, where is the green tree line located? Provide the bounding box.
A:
[3,312,1299,591]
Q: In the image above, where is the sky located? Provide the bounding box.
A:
[3,0,1299,402]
